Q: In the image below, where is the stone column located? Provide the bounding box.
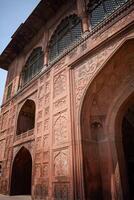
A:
[76,0,91,33]
[44,46,49,68]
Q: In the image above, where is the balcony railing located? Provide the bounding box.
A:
[15,128,34,141]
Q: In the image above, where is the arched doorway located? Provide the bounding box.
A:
[80,39,134,199]
[10,147,32,195]
[16,99,35,135]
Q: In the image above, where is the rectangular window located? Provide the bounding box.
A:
[6,83,12,100]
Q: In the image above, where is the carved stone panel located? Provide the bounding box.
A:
[53,97,67,113]
[34,182,48,199]
[44,119,49,135]
[35,164,41,178]
[36,137,42,151]
[53,71,67,98]
[37,122,42,135]
[53,183,69,200]
[53,113,68,145]
[42,164,49,179]
[1,112,9,130]
[43,135,49,151]
[0,140,5,160]
[53,150,69,178]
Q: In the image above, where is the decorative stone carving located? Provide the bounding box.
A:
[42,164,49,178]
[44,119,49,135]
[53,115,68,145]
[53,72,67,98]
[36,137,42,150]
[44,107,49,117]
[37,122,42,135]
[35,164,41,177]
[1,112,9,130]
[43,135,49,150]
[54,150,69,177]
[74,41,120,107]
[53,183,69,200]
[35,152,42,163]
[38,111,43,121]
[34,183,48,199]
[38,97,43,109]
[45,81,50,94]
[0,140,5,160]
[38,85,44,98]
[54,97,67,112]
[45,94,50,105]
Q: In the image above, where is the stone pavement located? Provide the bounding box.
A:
[0,195,31,200]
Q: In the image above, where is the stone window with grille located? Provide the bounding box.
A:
[49,14,82,62]
[88,0,128,27]
[21,47,44,86]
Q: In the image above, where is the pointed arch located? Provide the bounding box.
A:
[80,38,134,199]
[10,147,32,195]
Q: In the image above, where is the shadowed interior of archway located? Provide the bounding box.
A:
[10,147,32,195]
[16,99,35,135]
[122,104,134,199]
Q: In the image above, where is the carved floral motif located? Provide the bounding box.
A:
[53,72,67,98]
[54,150,69,177]
[53,115,68,145]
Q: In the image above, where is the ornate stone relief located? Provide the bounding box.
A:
[53,97,67,113]
[35,164,41,177]
[53,71,67,98]
[53,114,68,145]
[43,135,49,150]
[54,150,69,177]
[0,140,5,160]
[74,41,121,108]
[53,182,69,200]
[36,137,42,150]
[1,112,9,130]
[44,119,49,135]
[38,97,43,109]
[44,107,49,118]
[37,122,42,135]
[38,111,43,121]
[45,93,50,105]
[42,164,49,178]
[35,152,42,163]
[38,85,44,98]
[45,81,50,94]
[34,182,48,199]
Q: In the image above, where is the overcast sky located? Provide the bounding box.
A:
[0,0,40,105]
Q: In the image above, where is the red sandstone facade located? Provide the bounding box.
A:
[0,0,134,199]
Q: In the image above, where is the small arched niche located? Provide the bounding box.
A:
[16,99,36,135]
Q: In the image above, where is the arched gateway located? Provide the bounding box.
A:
[80,39,134,199]
[10,147,32,195]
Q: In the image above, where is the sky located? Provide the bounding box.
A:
[0,0,40,105]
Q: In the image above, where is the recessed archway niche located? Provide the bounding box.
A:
[80,39,134,199]
[16,99,36,135]
[10,147,32,195]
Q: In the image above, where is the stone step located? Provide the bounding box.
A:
[0,195,31,200]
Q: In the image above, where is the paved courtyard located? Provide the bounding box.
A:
[0,195,31,200]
